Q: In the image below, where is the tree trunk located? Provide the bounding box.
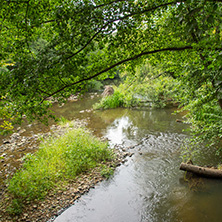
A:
[180,162,222,178]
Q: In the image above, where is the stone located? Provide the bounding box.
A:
[102,85,114,97]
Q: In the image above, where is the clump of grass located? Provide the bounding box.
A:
[58,116,70,126]
[93,84,142,110]
[7,127,113,214]
[93,91,124,110]
[6,199,23,215]
[100,165,114,179]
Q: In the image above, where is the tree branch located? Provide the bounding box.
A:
[42,46,193,101]
[66,28,103,60]
[205,0,222,2]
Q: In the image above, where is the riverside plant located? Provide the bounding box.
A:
[93,86,140,110]
[93,73,178,111]
[93,91,124,110]
[6,127,114,215]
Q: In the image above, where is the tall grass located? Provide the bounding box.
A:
[93,91,124,110]
[7,128,113,214]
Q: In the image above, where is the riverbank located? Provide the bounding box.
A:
[0,120,132,222]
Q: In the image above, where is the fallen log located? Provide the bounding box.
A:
[180,162,222,178]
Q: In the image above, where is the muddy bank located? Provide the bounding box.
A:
[0,120,132,222]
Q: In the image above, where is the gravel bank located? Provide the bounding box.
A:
[0,120,132,222]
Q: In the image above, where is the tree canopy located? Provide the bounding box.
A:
[0,0,222,137]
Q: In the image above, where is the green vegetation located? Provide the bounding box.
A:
[6,128,114,214]
[94,63,178,109]
[95,59,222,158]
[93,90,124,109]
[180,98,222,160]
[100,165,115,179]
[58,116,71,126]
[0,1,221,165]
[1,0,221,124]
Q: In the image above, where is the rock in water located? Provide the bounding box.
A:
[102,86,114,97]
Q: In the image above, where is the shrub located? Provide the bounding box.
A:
[93,75,178,110]
[93,90,124,109]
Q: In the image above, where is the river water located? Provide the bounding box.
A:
[1,95,222,222]
[50,95,222,222]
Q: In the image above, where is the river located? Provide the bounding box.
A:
[1,94,222,222]
[51,95,222,222]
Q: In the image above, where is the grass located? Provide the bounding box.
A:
[93,91,124,110]
[57,116,70,126]
[93,74,179,110]
[6,127,114,214]
[100,165,114,179]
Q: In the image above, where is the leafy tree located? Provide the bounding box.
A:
[0,0,221,145]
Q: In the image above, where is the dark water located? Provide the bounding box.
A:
[50,96,222,222]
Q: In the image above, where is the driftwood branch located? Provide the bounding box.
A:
[180,162,222,178]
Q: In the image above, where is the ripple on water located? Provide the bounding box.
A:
[54,106,222,222]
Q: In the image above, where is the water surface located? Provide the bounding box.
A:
[54,102,222,222]
[1,95,222,222]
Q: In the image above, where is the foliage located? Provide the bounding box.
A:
[180,96,222,154]
[86,80,104,92]
[0,1,221,149]
[0,0,221,121]
[0,107,14,135]
[7,127,113,214]
[94,62,178,109]
[100,165,114,179]
[57,116,70,126]
[6,199,23,216]
[93,90,124,109]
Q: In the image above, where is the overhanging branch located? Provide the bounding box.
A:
[42,45,193,101]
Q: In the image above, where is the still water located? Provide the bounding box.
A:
[51,96,222,222]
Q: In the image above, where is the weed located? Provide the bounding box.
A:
[100,165,114,179]
[93,91,124,110]
[58,116,69,126]
[6,199,23,215]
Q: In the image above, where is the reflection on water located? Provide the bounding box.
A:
[53,99,222,222]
